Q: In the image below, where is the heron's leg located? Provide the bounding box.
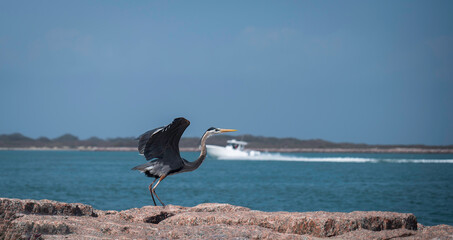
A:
[149,178,158,206]
[152,175,167,207]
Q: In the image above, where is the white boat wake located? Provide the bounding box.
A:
[206,139,453,163]
[215,153,453,163]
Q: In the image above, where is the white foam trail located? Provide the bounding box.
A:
[215,153,453,163]
[388,159,453,164]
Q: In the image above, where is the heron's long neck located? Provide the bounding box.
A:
[183,131,210,172]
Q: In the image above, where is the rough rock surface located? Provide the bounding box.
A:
[1,198,452,239]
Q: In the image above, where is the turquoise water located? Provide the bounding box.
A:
[0,151,452,226]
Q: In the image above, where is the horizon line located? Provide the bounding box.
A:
[1,132,453,148]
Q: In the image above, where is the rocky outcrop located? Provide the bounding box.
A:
[1,198,452,239]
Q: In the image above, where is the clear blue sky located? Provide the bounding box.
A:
[1,1,452,145]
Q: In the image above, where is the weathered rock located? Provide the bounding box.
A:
[0,198,96,240]
[0,198,97,218]
[4,215,71,240]
[161,210,417,237]
[0,197,452,239]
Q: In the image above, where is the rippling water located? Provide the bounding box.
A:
[1,151,452,226]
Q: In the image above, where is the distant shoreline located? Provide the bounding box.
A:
[2,133,452,154]
[1,146,452,154]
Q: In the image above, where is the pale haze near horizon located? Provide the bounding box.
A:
[1,1,452,145]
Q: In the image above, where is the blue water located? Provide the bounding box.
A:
[1,151,452,226]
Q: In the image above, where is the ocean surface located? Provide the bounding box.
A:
[1,150,452,226]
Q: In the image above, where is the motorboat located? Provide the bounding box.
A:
[206,139,261,159]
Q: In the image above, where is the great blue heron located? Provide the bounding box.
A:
[132,117,236,206]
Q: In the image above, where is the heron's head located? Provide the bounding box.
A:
[199,127,236,147]
[205,127,237,137]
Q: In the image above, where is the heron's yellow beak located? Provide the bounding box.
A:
[220,129,237,133]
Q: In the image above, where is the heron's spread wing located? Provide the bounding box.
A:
[138,117,190,162]
[137,127,164,155]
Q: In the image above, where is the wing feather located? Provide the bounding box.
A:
[138,117,190,161]
[137,127,163,155]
